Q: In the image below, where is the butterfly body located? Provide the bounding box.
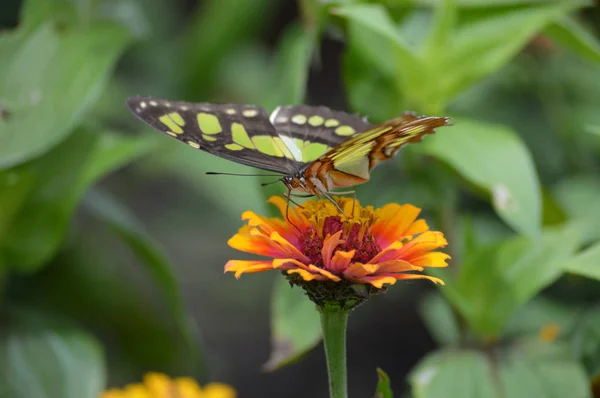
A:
[126,96,450,197]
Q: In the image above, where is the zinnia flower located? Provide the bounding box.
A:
[225,196,449,303]
[101,372,236,398]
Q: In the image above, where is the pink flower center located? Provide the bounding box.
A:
[299,216,381,271]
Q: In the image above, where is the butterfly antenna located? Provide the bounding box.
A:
[260,178,283,187]
[206,172,283,177]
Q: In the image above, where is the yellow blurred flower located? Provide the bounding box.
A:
[101,372,236,398]
[226,196,449,288]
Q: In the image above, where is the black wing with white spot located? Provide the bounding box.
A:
[269,105,373,148]
[127,96,303,175]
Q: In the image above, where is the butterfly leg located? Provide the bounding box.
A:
[318,190,348,216]
[328,190,357,216]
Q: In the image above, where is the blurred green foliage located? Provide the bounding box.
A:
[1,0,600,397]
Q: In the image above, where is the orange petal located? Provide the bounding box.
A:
[307,264,342,282]
[268,196,308,229]
[411,252,451,268]
[287,268,328,281]
[272,258,310,271]
[321,230,345,269]
[351,275,398,289]
[227,233,282,258]
[224,260,274,278]
[270,231,311,263]
[242,210,286,235]
[395,231,448,259]
[404,219,429,237]
[375,260,422,273]
[372,204,421,248]
[396,274,445,285]
[369,240,403,263]
[329,250,355,273]
[343,262,380,278]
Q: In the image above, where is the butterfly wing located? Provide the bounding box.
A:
[127,96,302,175]
[309,113,450,187]
[266,105,374,166]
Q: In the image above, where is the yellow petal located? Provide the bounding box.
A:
[353,275,398,289]
[174,377,204,398]
[411,252,451,268]
[203,382,237,398]
[224,260,274,278]
[124,384,152,398]
[287,268,325,281]
[396,274,445,285]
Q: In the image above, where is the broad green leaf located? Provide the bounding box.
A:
[553,175,600,242]
[409,350,498,398]
[561,242,600,281]
[375,368,393,398]
[335,4,424,111]
[0,21,131,168]
[0,308,105,398]
[410,341,590,398]
[420,118,541,236]
[443,2,587,96]
[263,277,321,371]
[499,340,590,398]
[84,190,205,374]
[545,16,600,65]
[342,16,405,121]
[0,130,154,272]
[419,293,460,345]
[444,223,581,337]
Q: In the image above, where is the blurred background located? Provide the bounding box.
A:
[1,0,600,397]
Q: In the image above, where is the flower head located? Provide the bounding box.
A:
[101,372,236,398]
[226,196,449,304]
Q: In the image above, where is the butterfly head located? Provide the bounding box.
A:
[282,176,305,191]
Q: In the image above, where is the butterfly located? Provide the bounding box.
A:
[127,96,450,207]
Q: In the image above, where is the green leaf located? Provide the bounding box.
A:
[0,130,153,273]
[0,308,105,398]
[0,21,132,168]
[84,190,205,374]
[263,277,321,371]
[499,340,590,398]
[445,223,581,337]
[561,242,600,281]
[342,15,405,121]
[420,118,542,236]
[441,1,587,99]
[409,350,498,398]
[553,175,600,242]
[545,16,600,65]
[375,368,393,398]
[335,4,424,111]
[410,342,591,398]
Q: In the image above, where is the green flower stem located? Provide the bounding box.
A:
[319,303,349,398]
